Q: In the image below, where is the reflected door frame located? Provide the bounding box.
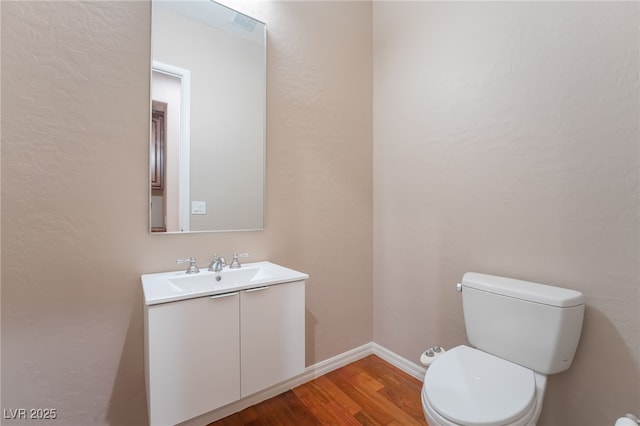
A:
[151,61,191,232]
[150,101,167,232]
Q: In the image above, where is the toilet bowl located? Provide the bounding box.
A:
[421,273,584,426]
[421,345,546,426]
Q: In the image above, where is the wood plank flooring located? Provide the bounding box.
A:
[209,355,428,426]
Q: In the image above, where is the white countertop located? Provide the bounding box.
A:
[142,261,309,306]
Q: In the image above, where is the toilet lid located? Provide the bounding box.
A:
[423,345,536,426]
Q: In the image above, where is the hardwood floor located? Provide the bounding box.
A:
[209,355,428,426]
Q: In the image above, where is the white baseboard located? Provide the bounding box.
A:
[180,342,426,425]
[181,342,374,425]
[371,342,426,381]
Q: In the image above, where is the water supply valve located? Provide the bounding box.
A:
[420,345,446,367]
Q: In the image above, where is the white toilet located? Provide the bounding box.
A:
[422,272,585,426]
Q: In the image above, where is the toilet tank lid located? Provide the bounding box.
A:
[462,272,584,307]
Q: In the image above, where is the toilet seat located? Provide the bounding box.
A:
[422,345,537,426]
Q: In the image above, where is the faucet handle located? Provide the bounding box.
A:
[229,253,249,269]
[176,257,200,274]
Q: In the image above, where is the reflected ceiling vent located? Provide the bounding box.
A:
[232,12,257,32]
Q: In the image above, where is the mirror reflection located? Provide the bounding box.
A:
[150,0,266,233]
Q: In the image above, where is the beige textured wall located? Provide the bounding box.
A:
[373,2,639,425]
[1,1,372,424]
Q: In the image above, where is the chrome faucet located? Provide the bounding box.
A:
[229,253,248,269]
[176,257,200,274]
[208,254,226,272]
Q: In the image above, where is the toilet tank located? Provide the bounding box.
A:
[461,272,585,375]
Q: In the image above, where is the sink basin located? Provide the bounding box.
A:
[142,261,309,305]
[168,266,260,293]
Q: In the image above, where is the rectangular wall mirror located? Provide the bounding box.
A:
[150,0,266,234]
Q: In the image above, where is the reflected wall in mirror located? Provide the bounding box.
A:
[150,0,266,233]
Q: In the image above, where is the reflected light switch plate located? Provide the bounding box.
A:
[191,201,206,215]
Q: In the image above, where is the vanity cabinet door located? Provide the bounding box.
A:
[240,281,305,397]
[146,293,240,425]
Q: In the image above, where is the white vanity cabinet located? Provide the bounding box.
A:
[240,281,305,397]
[145,292,241,426]
[143,268,306,426]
